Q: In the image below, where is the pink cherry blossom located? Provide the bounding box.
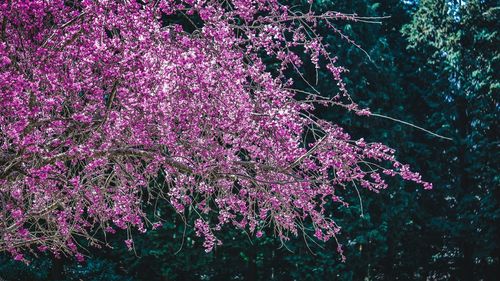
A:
[0,0,431,260]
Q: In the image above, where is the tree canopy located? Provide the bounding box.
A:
[0,0,431,261]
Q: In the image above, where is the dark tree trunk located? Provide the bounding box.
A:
[245,247,258,281]
[458,242,475,281]
[48,257,65,281]
[455,95,475,281]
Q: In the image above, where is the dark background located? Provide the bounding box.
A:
[1,0,498,280]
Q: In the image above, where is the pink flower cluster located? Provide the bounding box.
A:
[0,0,431,261]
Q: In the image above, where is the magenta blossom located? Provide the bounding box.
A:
[0,0,431,261]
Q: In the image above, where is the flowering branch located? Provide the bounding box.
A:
[0,0,431,262]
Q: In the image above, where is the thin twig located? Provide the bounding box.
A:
[369,113,453,140]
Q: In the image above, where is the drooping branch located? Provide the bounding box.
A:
[0,0,431,262]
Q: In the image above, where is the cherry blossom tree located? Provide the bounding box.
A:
[0,0,431,262]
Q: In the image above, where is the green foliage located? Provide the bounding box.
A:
[400,1,499,279]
